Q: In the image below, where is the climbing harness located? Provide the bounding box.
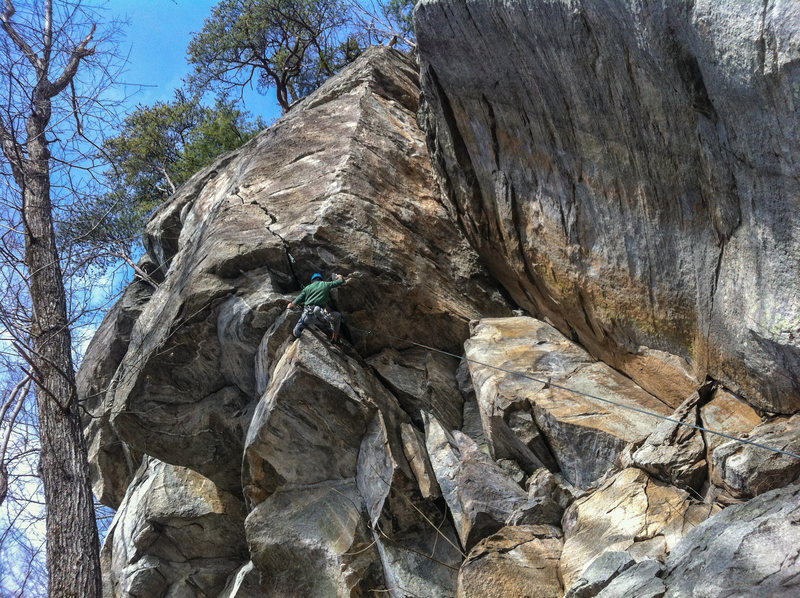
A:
[349,325,800,461]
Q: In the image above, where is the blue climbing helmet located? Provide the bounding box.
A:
[311,273,323,281]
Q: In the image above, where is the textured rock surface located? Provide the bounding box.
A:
[416,0,800,414]
[82,45,509,495]
[466,317,672,487]
[242,330,409,505]
[595,559,666,598]
[425,414,528,551]
[560,467,707,589]
[662,483,800,598]
[369,347,463,431]
[77,275,153,508]
[457,525,563,598]
[244,479,383,596]
[633,386,711,490]
[82,9,800,596]
[711,414,800,499]
[564,551,636,598]
[101,457,247,598]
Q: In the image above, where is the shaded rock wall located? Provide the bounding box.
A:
[415,0,800,414]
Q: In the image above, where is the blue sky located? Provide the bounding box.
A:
[108,0,283,122]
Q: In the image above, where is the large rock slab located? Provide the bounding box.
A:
[465,317,672,487]
[243,330,410,506]
[662,482,800,598]
[424,413,529,551]
[560,467,709,590]
[416,0,800,414]
[245,479,384,597]
[87,45,508,494]
[457,525,563,598]
[101,457,247,598]
[564,551,636,598]
[711,414,800,499]
[369,347,463,431]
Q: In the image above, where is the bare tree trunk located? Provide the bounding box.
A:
[24,113,101,598]
[0,2,102,595]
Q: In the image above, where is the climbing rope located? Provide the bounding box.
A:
[350,325,800,461]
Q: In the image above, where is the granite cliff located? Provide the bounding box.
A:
[79,2,800,596]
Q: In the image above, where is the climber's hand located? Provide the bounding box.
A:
[287,302,296,310]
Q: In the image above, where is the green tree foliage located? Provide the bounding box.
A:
[187,0,364,112]
[67,94,263,264]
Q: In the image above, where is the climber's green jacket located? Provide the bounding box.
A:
[292,278,344,307]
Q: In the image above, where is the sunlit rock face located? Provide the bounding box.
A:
[100,457,248,598]
[81,9,800,596]
[416,0,800,414]
[77,45,509,500]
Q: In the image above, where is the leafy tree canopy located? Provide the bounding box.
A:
[187,0,364,112]
[65,93,263,265]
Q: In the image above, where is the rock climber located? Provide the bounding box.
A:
[288,272,346,342]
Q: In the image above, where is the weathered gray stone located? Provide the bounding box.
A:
[711,414,800,499]
[564,551,636,598]
[92,45,509,496]
[416,0,800,413]
[457,525,563,598]
[466,317,672,487]
[424,414,528,551]
[244,479,383,597]
[77,273,153,508]
[633,386,711,491]
[101,457,247,598]
[595,559,666,598]
[243,330,409,507]
[526,468,577,510]
[662,483,800,598]
[458,361,489,451]
[359,412,461,597]
[217,562,262,598]
[401,422,441,500]
[560,467,708,590]
[369,347,463,431]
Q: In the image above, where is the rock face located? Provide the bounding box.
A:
[415,0,800,414]
[81,8,800,597]
[79,44,509,500]
[457,525,564,598]
[101,457,248,598]
[662,483,800,598]
[465,317,671,488]
[560,467,708,590]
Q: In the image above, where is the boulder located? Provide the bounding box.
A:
[401,422,441,499]
[244,479,384,597]
[662,482,800,598]
[369,347,463,430]
[564,551,636,598]
[416,0,800,413]
[243,330,409,506]
[465,317,673,487]
[595,559,666,598]
[424,413,528,551]
[457,525,563,598]
[633,385,712,490]
[560,467,709,589]
[87,45,509,495]
[101,457,247,598]
[711,414,800,499]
